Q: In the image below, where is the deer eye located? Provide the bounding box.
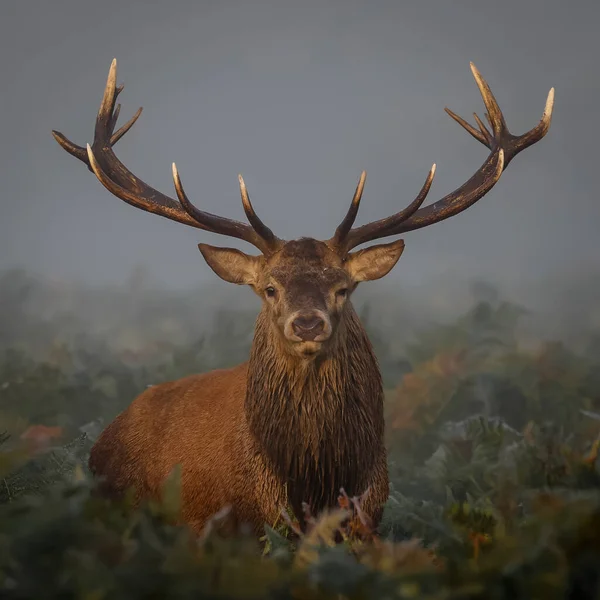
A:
[265,286,277,299]
[336,288,349,299]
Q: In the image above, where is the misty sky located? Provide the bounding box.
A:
[1,0,598,290]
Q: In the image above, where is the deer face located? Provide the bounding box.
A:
[198,237,405,358]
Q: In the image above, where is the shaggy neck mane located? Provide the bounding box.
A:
[245,304,384,514]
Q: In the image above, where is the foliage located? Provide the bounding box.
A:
[1,421,600,598]
[2,270,600,597]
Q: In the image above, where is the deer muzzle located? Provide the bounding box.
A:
[285,310,332,343]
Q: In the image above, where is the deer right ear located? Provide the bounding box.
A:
[198,243,262,285]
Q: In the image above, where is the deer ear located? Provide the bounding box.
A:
[198,243,261,285]
[344,239,405,282]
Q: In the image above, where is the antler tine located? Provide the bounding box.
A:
[330,63,553,249]
[447,62,554,164]
[95,58,119,143]
[53,59,282,253]
[443,108,485,146]
[511,86,554,156]
[109,103,121,133]
[472,113,493,146]
[237,175,280,250]
[469,62,507,139]
[173,164,280,254]
[52,130,89,163]
[331,171,367,247]
[330,164,436,254]
[111,107,142,146]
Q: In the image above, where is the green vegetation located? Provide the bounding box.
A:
[1,268,600,598]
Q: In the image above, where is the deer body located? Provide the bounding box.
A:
[90,299,388,534]
[54,59,553,536]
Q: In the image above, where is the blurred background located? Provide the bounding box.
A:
[2,2,600,595]
[2,0,599,386]
[2,0,600,446]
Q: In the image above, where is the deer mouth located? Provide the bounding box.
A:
[287,329,332,357]
[295,340,325,357]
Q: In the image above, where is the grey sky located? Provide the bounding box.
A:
[1,0,598,290]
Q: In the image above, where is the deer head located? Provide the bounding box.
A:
[52,60,554,359]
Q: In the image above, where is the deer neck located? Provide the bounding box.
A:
[245,305,384,508]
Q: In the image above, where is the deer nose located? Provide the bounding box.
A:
[292,314,326,341]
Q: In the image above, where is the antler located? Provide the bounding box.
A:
[52,59,282,255]
[330,63,554,254]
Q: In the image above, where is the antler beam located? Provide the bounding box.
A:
[52,59,281,255]
[330,63,554,254]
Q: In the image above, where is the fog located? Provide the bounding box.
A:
[0,0,597,296]
[3,5,600,578]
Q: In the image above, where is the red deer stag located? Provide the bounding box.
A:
[52,60,554,536]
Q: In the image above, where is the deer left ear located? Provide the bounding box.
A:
[344,239,405,282]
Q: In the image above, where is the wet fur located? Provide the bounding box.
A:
[89,239,391,535]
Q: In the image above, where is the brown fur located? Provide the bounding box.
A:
[58,59,554,539]
[89,238,395,535]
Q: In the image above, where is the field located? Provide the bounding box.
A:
[1,268,600,599]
